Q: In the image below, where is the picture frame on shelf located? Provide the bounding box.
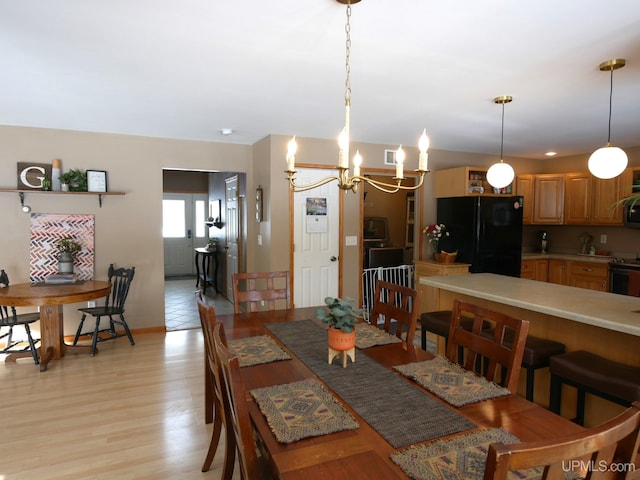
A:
[17,162,53,190]
[86,170,108,192]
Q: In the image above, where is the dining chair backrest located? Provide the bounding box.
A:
[369,280,421,347]
[0,269,41,364]
[446,300,529,392]
[105,264,135,312]
[213,323,269,479]
[195,291,235,477]
[483,401,640,480]
[232,271,291,314]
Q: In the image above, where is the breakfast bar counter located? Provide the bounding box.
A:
[418,273,640,424]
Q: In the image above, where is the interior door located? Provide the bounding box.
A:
[163,193,208,276]
[225,176,240,301]
[293,169,340,307]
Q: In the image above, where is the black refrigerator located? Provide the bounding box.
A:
[437,196,524,277]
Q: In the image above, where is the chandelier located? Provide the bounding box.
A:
[285,0,430,194]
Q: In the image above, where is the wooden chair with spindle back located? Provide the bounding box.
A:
[483,402,640,480]
[446,299,529,392]
[231,271,291,314]
[369,280,421,347]
[213,323,274,479]
[196,291,235,477]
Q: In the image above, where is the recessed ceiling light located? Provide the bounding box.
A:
[220,129,233,135]
[545,151,557,157]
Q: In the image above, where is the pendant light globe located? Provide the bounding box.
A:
[486,161,515,189]
[588,144,628,179]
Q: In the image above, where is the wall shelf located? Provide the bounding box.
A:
[0,189,125,208]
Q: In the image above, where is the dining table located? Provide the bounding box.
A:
[215,306,585,480]
[0,280,111,371]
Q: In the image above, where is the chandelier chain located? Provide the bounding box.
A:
[607,67,613,144]
[344,4,352,104]
[500,102,505,159]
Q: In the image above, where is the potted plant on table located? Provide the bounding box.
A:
[55,237,82,274]
[316,297,362,352]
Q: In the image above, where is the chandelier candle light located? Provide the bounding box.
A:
[285,0,430,194]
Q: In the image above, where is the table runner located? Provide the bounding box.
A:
[228,335,291,367]
[394,355,511,407]
[250,378,359,444]
[267,319,476,448]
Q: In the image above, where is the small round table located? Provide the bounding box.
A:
[0,280,111,371]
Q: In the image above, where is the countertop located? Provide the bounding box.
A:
[521,252,614,264]
[419,273,640,337]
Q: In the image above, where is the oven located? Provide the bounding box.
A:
[608,260,640,295]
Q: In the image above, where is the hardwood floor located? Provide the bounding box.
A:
[1,329,240,479]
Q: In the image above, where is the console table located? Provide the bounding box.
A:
[194,247,219,294]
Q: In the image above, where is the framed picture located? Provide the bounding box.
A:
[256,186,263,222]
[17,162,53,190]
[384,150,397,165]
[86,170,108,192]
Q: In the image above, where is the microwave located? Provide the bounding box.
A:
[624,202,640,228]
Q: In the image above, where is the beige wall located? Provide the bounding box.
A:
[3,124,639,333]
[0,125,251,334]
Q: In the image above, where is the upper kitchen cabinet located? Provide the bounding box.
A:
[564,172,624,225]
[515,174,534,224]
[433,167,513,198]
[532,174,564,224]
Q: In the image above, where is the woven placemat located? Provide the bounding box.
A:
[394,355,511,407]
[228,335,291,367]
[267,319,475,448]
[391,428,582,480]
[355,322,402,349]
[250,378,359,444]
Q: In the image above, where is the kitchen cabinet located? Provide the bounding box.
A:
[532,174,564,224]
[568,261,608,292]
[548,259,569,285]
[433,167,513,198]
[521,259,548,281]
[548,258,608,292]
[564,173,624,225]
[414,260,470,313]
[515,174,534,224]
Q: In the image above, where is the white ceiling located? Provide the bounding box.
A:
[1,0,640,160]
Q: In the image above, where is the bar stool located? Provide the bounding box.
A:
[506,332,566,401]
[549,350,640,426]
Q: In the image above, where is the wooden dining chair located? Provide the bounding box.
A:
[369,280,421,347]
[231,271,291,314]
[213,323,274,480]
[73,264,135,356]
[196,292,236,477]
[483,401,640,480]
[446,300,529,392]
[0,269,41,365]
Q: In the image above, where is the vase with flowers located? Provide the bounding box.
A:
[55,237,82,274]
[424,223,457,262]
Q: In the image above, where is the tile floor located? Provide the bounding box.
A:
[164,276,234,331]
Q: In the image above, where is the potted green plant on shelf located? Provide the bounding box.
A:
[58,169,87,192]
[55,237,82,274]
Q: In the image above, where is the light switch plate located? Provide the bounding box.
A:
[345,235,358,246]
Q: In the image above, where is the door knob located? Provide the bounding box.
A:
[330,256,337,262]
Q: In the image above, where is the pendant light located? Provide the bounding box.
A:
[588,58,628,179]
[486,96,515,189]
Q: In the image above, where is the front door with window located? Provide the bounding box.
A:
[163,193,208,276]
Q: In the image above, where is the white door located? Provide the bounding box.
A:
[225,176,240,300]
[163,193,208,276]
[293,169,340,307]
